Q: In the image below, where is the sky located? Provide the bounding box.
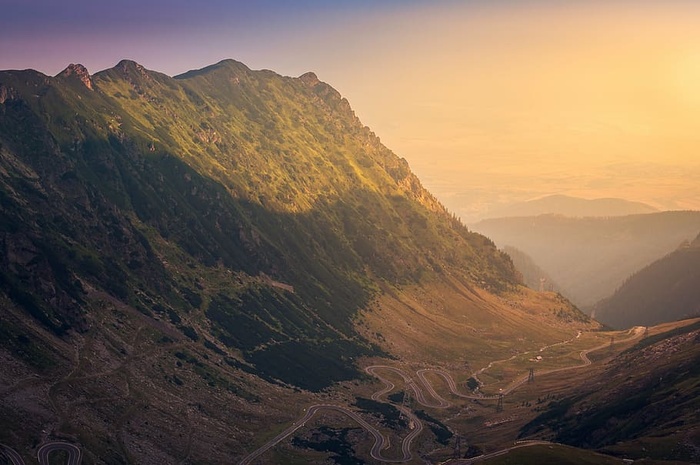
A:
[2,0,700,221]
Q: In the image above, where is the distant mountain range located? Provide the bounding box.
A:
[593,233,700,328]
[482,194,658,220]
[472,212,700,309]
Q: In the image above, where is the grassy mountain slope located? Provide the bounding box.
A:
[593,233,700,328]
[0,59,517,388]
[471,212,700,309]
[0,60,598,464]
[519,319,700,464]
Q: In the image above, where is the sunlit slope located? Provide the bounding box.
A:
[0,59,617,465]
[0,59,519,392]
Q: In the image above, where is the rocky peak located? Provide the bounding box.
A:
[114,59,151,79]
[57,63,93,90]
[298,71,320,87]
[116,59,141,71]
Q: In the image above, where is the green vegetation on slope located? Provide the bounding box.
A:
[0,59,518,391]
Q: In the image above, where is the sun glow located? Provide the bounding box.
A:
[307,1,700,218]
[671,52,700,106]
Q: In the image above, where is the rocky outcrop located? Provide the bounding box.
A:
[57,63,93,90]
[0,85,7,104]
[298,71,320,87]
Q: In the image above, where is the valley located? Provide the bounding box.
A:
[261,316,699,465]
[1,58,699,465]
[235,321,684,464]
[471,212,700,313]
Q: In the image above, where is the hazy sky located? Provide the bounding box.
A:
[2,0,699,220]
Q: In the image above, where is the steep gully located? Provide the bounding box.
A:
[239,327,645,464]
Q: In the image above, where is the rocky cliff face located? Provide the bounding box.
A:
[57,63,93,89]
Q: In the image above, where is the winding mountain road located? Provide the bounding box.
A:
[0,327,649,465]
[37,442,82,465]
[0,444,25,465]
[239,365,503,464]
[0,442,82,465]
[237,404,421,465]
[501,326,646,395]
[239,327,646,464]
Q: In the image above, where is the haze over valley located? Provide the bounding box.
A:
[472,211,700,313]
[1,1,699,465]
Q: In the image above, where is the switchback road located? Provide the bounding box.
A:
[238,327,646,464]
[1,444,25,465]
[501,326,646,395]
[0,442,82,465]
[238,404,421,465]
[37,442,82,465]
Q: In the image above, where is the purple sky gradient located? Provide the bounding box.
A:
[0,0,438,75]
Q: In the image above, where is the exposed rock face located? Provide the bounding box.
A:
[298,71,320,87]
[57,63,93,90]
[114,59,150,79]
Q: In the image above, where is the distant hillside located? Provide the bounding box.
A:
[593,233,700,328]
[471,212,700,309]
[483,194,657,219]
[503,246,560,293]
[520,319,700,464]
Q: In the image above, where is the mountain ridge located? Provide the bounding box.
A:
[593,232,700,328]
[0,59,617,464]
[479,194,658,220]
[0,58,522,389]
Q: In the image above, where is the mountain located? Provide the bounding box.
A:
[482,194,658,219]
[0,59,519,386]
[503,245,560,293]
[0,60,600,464]
[471,212,700,309]
[592,233,700,328]
[520,319,700,464]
